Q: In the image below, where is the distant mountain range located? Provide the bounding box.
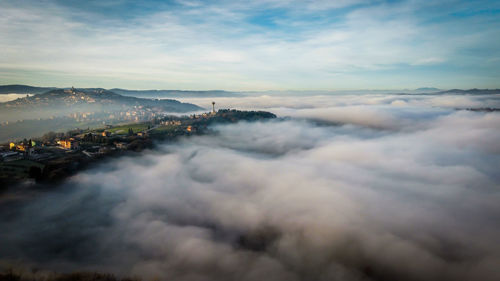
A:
[1,85,499,98]
[0,88,202,112]
[394,88,500,96]
[0,85,239,98]
[415,87,441,92]
[436,89,500,95]
[110,88,239,98]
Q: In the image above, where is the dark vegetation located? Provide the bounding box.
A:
[0,268,139,281]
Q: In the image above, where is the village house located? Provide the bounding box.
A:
[115,142,128,150]
[58,138,80,150]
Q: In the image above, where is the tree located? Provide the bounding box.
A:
[41,131,57,142]
[29,166,42,181]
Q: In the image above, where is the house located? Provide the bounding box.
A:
[115,142,128,150]
[16,144,28,152]
[58,138,80,150]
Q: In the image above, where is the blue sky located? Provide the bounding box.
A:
[0,0,499,90]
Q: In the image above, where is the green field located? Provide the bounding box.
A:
[151,125,178,132]
[107,123,151,134]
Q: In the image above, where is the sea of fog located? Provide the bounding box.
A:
[1,93,499,281]
[0,93,31,103]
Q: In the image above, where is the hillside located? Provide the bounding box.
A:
[0,88,203,112]
[0,88,204,142]
[0,84,57,94]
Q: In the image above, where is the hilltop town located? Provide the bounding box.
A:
[0,87,202,111]
[0,87,203,142]
[0,107,276,189]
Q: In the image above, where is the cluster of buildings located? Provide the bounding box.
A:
[161,120,182,126]
[68,112,94,122]
[189,108,217,120]
[1,139,36,162]
[1,129,132,163]
[63,106,160,124]
[122,106,159,122]
[1,103,221,164]
[1,137,76,163]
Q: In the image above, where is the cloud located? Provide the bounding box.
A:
[0,0,499,89]
[179,92,500,130]
[1,95,499,281]
[0,93,29,103]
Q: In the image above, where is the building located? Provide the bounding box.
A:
[115,142,128,150]
[16,144,28,152]
[9,140,34,157]
[58,139,80,150]
[102,131,111,137]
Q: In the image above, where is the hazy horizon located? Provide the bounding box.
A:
[2,83,499,93]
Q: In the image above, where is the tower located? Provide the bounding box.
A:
[212,101,216,114]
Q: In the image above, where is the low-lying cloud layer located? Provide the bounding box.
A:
[182,92,500,129]
[1,94,500,281]
[0,93,29,103]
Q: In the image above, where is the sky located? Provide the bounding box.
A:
[0,0,499,90]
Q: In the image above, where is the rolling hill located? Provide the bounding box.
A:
[0,88,203,112]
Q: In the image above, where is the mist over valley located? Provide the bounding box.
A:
[1,92,499,281]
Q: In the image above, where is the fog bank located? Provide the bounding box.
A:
[1,94,500,281]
